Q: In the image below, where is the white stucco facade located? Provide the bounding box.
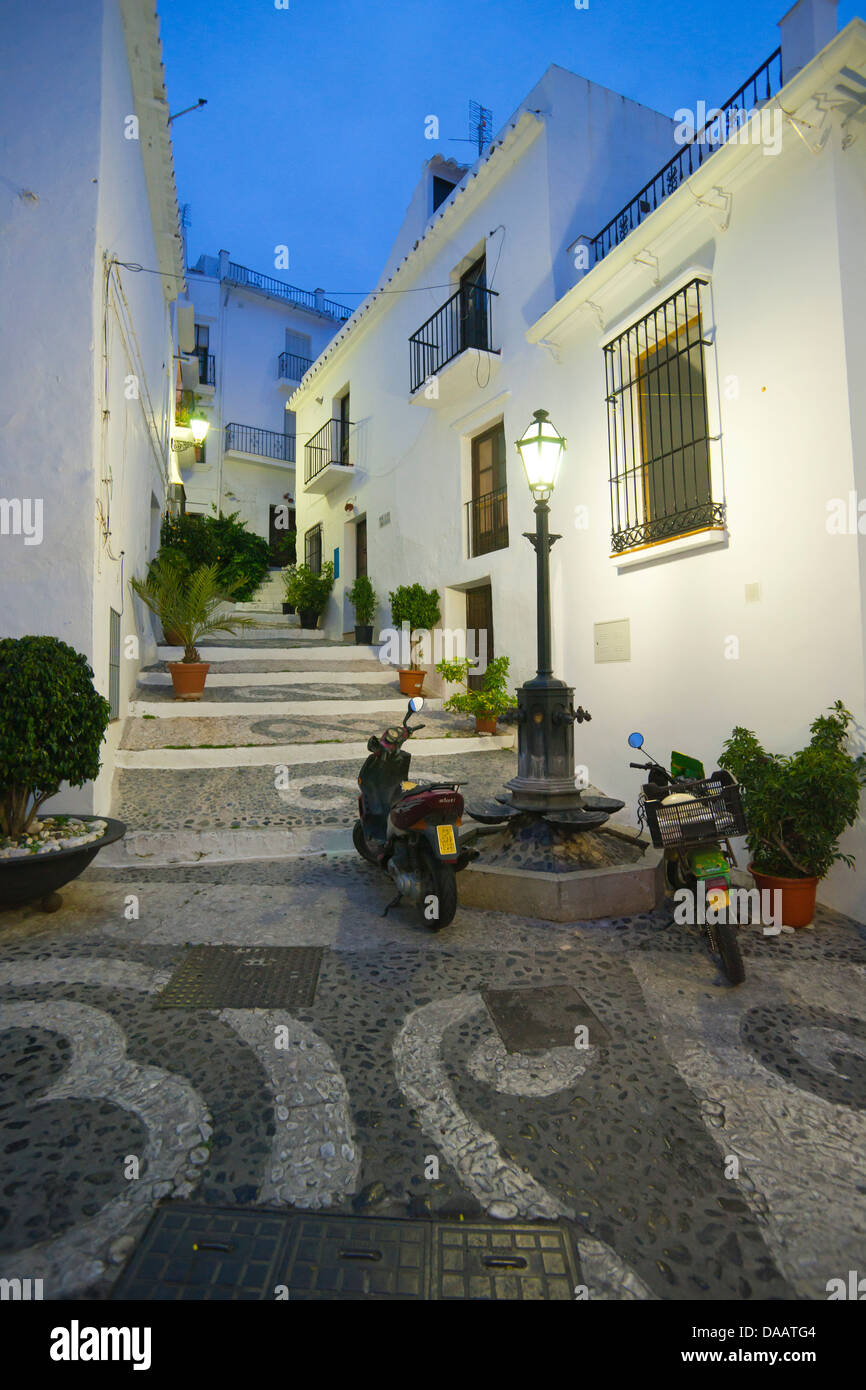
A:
[292,5,866,921]
[0,0,184,813]
[176,255,350,554]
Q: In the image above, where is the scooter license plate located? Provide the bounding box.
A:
[436,824,457,856]
[707,887,729,911]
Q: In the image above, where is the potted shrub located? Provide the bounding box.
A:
[348,575,377,645]
[436,654,517,734]
[0,636,125,910]
[389,583,441,696]
[283,561,335,630]
[719,701,866,927]
[131,562,253,700]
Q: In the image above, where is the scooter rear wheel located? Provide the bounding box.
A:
[709,920,746,986]
[417,844,457,931]
[352,819,379,866]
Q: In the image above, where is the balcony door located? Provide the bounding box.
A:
[338,391,351,465]
[459,256,488,352]
[470,424,508,557]
[466,583,493,692]
[355,517,367,578]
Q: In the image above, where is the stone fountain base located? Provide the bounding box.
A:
[460,815,665,923]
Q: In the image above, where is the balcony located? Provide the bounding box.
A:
[303,418,353,494]
[409,285,499,405]
[224,262,353,321]
[466,487,509,558]
[277,350,313,390]
[196,350,215,389]
[224,423,295,465]
[590,48,783,265]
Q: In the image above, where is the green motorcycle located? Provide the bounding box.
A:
[627,732,747,985]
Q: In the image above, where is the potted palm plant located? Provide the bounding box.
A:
[0,635,125,910]
[283,561,334,630]
[436,655,517,734]
[130,562,253,700]
[389,584,441,696]
[348,575,377,645]
[719,701,866,927]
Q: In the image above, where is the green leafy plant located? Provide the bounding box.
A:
[0,636,111,838]
[436,655,517,720]
[389,584,441,670]
[159,509,270,602]
[718,701,866,879]
[283,561,335,615]
[347,575,377,625]
[130,562,253,662]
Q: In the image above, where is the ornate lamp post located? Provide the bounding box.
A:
[505,409,597,819]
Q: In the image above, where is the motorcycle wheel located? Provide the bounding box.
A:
[708,920,746,986]
[417,844,457,931]
[352,819,379,866]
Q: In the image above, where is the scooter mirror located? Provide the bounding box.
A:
[408,696,424,714]
[627,731,644,749]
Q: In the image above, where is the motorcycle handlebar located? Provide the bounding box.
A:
[629,761,652,769]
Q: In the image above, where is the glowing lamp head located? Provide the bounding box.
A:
[515,408,565,501]
[189,415,209,445]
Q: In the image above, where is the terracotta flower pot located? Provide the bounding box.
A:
[474,715,498,734]
[749,863,819,928]
[398,669,425,697]
[168,661,210,701]
[162,627,183,647]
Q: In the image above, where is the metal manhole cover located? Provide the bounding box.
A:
[156,946,324,1009]
[111,1206,579,1300]
[433,1223,577,1300]
[481,984,611,1051]
[110,1205,290,1300]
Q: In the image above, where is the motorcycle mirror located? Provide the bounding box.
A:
[408,696,424,714]
[627,731,644,749]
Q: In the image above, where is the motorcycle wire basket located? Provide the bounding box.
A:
[642,778,747,849]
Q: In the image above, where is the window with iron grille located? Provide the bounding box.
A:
[108,607,121,720]
[305,523,323,574]
[604,278,724,554]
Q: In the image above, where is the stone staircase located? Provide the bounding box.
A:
[107,628,516,867]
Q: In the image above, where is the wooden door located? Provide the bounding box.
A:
[466,584,493,691]
[355,517,367,578]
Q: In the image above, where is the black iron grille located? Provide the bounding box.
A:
[304,523,323,574]
[604,278,724,554]
[466,486,509,557]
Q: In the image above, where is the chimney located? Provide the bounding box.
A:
[314,288,325,313]
[778,0,838,82]
[218,249,230,280]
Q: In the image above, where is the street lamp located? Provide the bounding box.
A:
[505,408,598,819]
[189,415,209,446]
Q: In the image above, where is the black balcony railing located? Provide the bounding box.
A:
[195,350,215,386]
[278,350,314,382]
[465,487,509,558]
[225,262,352,321]
[591,48,783,265]
[409,285,498,394]
[304,419,353,485]
[224,423,295,463]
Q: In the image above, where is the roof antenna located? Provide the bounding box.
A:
[449,100,493,157]
[168,97,207,124]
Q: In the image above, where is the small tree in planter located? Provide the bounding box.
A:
[130,562,253,700]
[436,655,517,734]
[283,561,335,629]
[0,636,111,840]
[347,575,377,645]
[389,584,441,695]
[719,700,866,926]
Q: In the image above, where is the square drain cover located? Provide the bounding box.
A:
[156,946,324,1009]
[110,1205,291,1301]
[111,1206,578,1300]
[482,984,610,1052]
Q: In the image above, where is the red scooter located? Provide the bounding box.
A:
[352,697,476,929]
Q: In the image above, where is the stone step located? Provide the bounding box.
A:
[156,641,373,661]
[116,732,514,769]
[128,696,443,718]
[138,668,395,688]
[120,707,505,750]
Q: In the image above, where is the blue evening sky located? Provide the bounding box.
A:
[159,0,859,303]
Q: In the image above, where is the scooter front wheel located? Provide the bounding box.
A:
[417,845,457,931]
[352,819,379,866]
[708,920,746,986]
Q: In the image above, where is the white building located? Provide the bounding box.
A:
[176,253,351,578]
[292,0,866,921]
[0,0,184,814]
